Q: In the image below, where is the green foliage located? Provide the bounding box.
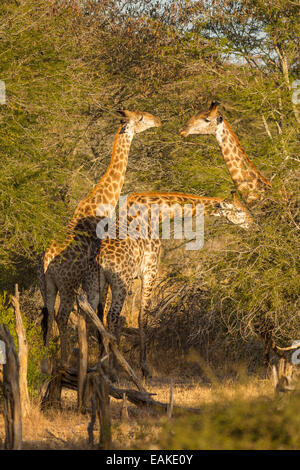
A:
[0,292,16,341]
[160,392,300,449]
[0,292,47,394]
[0,0,298,375]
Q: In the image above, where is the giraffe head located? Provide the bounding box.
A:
[179,100,223,137]
[118,110,161,133]
[213,192,253,229]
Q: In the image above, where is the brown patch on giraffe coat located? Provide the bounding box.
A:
[231,169,240,179]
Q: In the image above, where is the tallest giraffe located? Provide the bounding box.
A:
[38,110,161,362]
[179,101,272,206]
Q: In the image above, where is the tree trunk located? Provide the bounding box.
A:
[0,324,22,450]
[11,284,31,418]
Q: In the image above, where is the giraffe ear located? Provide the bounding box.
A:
[117,110,126,120]
[209,100,220,118]
[209,100,220,111]
[117,109,134,122]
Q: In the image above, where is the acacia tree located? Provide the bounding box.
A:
[0,0,298,366]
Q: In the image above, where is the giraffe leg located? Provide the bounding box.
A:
[40,276,58,375]
[56,292,76,367]
[139,246,160,378]
[41,275,58,348]
[106,276,128,381]
[97,280,109,358]
[139,272,157,378]
[83,262,109,358]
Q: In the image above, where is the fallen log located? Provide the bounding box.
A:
[42,364,202,416]
[109,384,202,416]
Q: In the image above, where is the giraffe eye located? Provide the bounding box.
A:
[139,116,143,122]
[204,118,210,123]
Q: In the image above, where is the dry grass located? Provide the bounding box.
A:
[0,371,274,450]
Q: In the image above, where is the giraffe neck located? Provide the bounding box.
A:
[215,120,271,205]
[114,192,226,239]
[127,192,223,219]
[43,124,134,272]
[73,123,134,221]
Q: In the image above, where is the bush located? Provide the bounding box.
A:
[160,390,300,449]
[0,291,47,394]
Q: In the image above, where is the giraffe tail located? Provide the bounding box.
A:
[37,253,49,345]
[95,246,109,355]
[96,265,105,347]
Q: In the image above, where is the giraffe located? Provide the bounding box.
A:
[179,101,272,206]
[37,110,161,364]
[83,191,253,377]
[180,102,285,365]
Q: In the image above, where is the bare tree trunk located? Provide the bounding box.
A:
[86,372,111,449]
[275,44,300,125]
[11,284,30,418]
[97,376,111,449]
[41,365,63,409]
[77,293,146,392]
[0,324,22,450]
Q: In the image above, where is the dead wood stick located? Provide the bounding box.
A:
[45,428,68,444]
[85,372,111,449]
[274,343,300,352]
[167,380,174,419]
[272,358,295,394]
[88,394,97,446]
[77,300,88,412]
[120,393,129,421]
[11,284,30,418]
[96,375,111,450]
[77,293,146,392]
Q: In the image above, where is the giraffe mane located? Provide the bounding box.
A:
[82,124,124,202]
[128,192,224,202]
[223,119,272,188]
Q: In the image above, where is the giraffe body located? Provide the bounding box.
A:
[83,192,252,377]
[37,110,161,362]
[179,101,272,206]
